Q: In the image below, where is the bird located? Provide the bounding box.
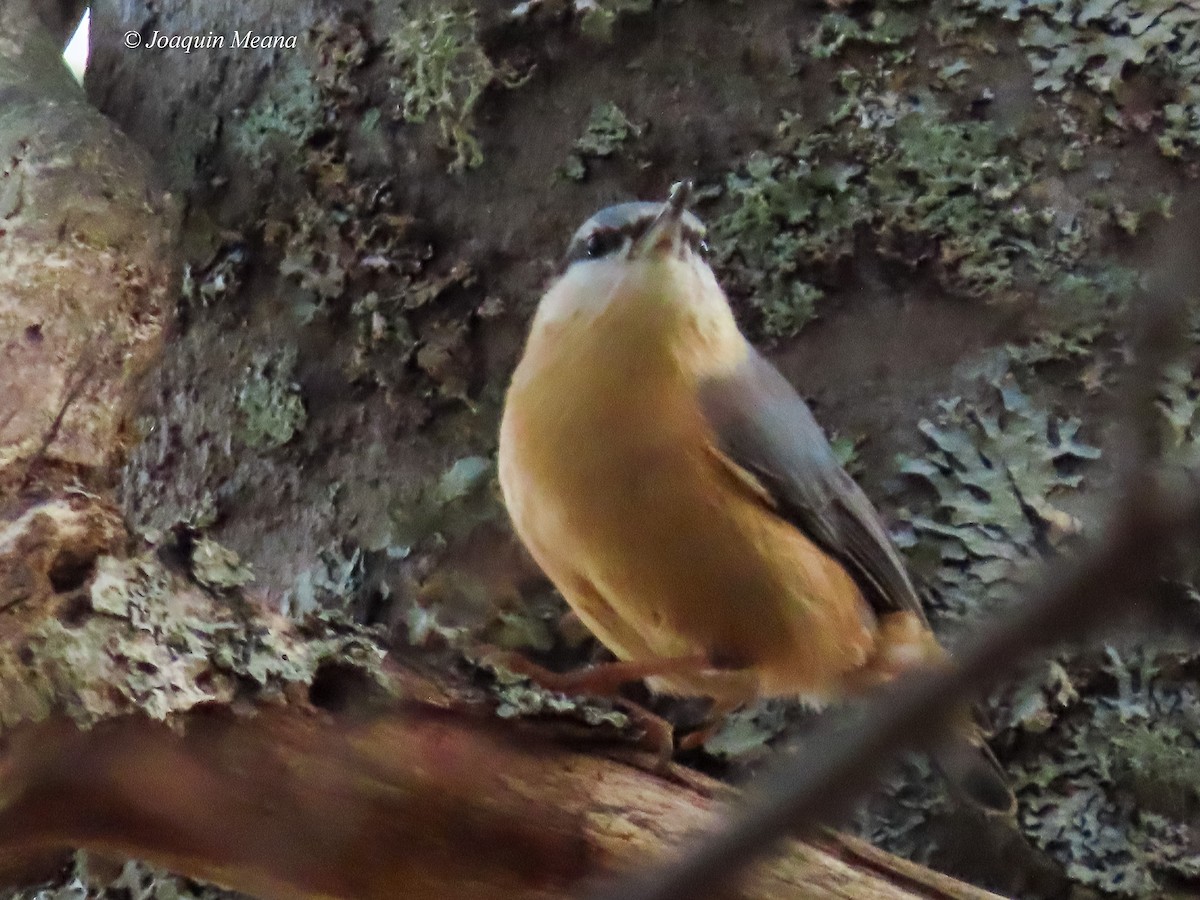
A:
[497,182,1014,813]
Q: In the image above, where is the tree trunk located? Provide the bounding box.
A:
[16,0,1179,894]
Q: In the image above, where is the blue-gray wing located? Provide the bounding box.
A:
[698,348,927,622]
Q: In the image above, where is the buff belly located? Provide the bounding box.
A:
[500,383,877,704]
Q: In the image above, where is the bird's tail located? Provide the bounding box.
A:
[859,612,1015,813]
[931,717,1016,815]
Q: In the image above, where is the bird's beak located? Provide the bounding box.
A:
[631,180,692,259]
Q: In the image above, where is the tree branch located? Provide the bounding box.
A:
[0,698,1002,900]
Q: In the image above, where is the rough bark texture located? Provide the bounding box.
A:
[0,4,1012,899]
[0,0,174,496]
[1,692,1006,900]
[7,0,1200,895]
[0,479,999,898]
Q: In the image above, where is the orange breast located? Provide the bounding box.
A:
[499,270,879,703]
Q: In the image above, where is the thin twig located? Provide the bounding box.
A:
[592,480,1200,900]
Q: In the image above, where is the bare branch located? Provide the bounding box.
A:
[592,478,1200,900]
[0,697,996,900]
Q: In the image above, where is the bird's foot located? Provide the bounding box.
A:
[479,647,713,697]
[610,697,677,770]
[675,693,748,753]
[475,646,731,766]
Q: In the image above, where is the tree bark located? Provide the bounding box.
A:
[0,684,1001,900]
[0,491,996,899]
[0,3,1008,898]
[0,0,174,499]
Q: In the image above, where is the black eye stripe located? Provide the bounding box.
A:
[562,219,708,266]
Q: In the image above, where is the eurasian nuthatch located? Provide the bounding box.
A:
[499,183,1014,813]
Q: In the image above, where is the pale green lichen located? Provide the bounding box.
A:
[387,7,527,171]
[180,242,249,312]
[1160,85,1200,158]
[703,700,792,760]
[399,598,633,734]
[866,367,1195,889]
[962,0,1200,156]
[190,537,256,591]
[389,454,501,554]
[1005,266,1139,373]
[1003,660,1080,736]
[829,431,866,476]
[895,374,1100,622]
[276,193,426,308]
[481,610,557,653]
[856,377,1102,870]
[284,542,364,619]
[235,347,306,450]
[711,71,1060,337]
[562,101,642,181]
[350,289,419,370]
[756,0,1191,348]
[1003,268,1141,397]
[807,8,921,61]
[401,600,471,648]
[874,303,1200,896]
[1006,321,1105,368]
[229,65,322,166]
[8,851,239,899]
[1015,647,1200,896]
[476,657,632,731]
[1,552,388,733]
[576,0,654,42]
[711,149,856,336]
[272,179,471,394]
[969,0,1197,94]
[1156,359,1200,470]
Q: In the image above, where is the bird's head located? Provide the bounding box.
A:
[535,182,731,334]
[563,181,708,267]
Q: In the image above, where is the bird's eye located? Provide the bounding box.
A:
[585,230,623,259]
